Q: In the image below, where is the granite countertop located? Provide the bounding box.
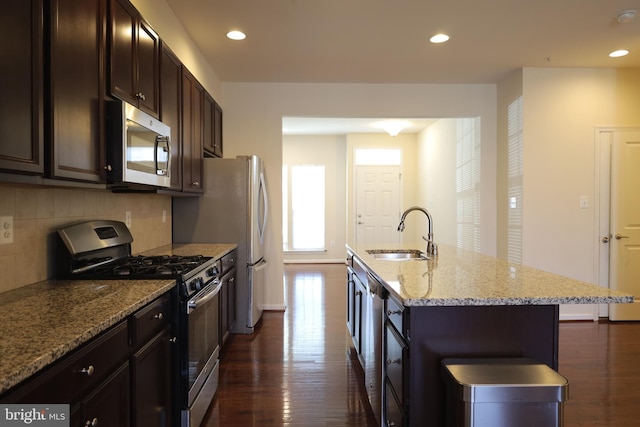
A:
[347,243,634,307]
[0,243,237,395]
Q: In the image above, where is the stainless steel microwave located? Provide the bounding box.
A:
[106,100,171,188]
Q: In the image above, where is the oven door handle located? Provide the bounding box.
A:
[187,279,222,314]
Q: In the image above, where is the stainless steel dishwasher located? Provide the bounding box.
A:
[365,272,386,426]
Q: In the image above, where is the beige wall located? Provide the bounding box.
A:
[0,184,171,293]
[417,119,458,247]
[283,134,347,263]
[496,67,640,319]
[221,82,498,310]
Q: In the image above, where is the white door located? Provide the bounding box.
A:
[609,131,640,320]
[355,166,401,247]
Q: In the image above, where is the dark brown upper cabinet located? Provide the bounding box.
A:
[213,101,223,158]
[181,67,204,194]
[109,0,159,118]
[203,94,223,158]
[47,0,106,183]
[0,0,44,175]
[160,43,183,191]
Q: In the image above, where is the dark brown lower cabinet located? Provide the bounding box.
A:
[71,363,130,427]
[1,292,175,427]
[132,328,172,427]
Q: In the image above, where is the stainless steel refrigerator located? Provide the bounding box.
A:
[172,155,268,334]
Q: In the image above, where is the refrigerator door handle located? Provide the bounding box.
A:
[254,258,268,270]
[258,172,268,243]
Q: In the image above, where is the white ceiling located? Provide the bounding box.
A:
[163,0,640,84]
[162,0,640,134]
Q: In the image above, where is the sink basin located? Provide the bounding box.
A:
[366,249,428,260]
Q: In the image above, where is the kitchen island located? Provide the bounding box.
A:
[346,243,633,426]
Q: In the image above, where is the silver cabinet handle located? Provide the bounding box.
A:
[153,312,164,320]
[104,165,112,171]
[135,92,146,101]
[616,233,630,240]
[387,309,402,316]
[386,358,401,365]
[169,337,177,343]
[192,181,200,187]
[80,365,94,376]
[85,418,98,427]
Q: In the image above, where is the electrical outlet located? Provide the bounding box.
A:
[0,216,14,245]
[162,209,166,224]
[125,211,132,228]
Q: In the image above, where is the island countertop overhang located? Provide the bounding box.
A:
[346,243,634,307]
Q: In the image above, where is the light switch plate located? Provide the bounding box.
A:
[579,196,589,209]
[125,211,132,228]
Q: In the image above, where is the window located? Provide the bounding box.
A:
[455,118,481,252]
[354,148,401,165]
[283,164,325,251]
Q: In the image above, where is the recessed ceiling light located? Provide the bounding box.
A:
[616,9,636,23]
[430,33,450,44]
[226,30,246,41]
[609,49,629,58]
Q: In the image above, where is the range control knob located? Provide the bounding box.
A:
[206,266,219,277]
[189,278,202,293]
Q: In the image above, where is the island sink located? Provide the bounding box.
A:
[366,249,428,260]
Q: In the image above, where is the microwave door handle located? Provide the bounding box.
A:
[155,136,170,176]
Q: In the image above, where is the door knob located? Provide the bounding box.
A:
[602,236,610,243]
[615,233,630,240]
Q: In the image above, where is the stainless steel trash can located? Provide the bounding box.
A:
[441,358,568,427]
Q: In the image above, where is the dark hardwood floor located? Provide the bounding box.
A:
[201,263,640,427]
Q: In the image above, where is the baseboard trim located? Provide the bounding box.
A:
[284,259,345,264]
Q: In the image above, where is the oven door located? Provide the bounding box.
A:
[186,279,221,406]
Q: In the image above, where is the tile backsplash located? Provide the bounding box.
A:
[0,183,172,293]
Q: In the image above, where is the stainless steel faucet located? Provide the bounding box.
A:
[397,206,438,257]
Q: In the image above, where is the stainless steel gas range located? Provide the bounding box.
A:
[57,220,221,427]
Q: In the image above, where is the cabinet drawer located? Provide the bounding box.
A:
[131,293,172,348]
[4,320,129,404]
[385,380,405,427]
[386,296,405,335]
[386,322,406,405]
[220,250,236,275]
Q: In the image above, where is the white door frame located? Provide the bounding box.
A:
[594,127,640,319]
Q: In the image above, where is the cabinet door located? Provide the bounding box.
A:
[203,92,214,156]
[220,268,237,348]
[48,0,106,183]
[181,68,203,193]
[213,101,223,158]
[203,94,223,158]
[160,43,182,190]
[353,273,365,355]
[132,328,172,427]
[136,18,159,117]
[346,267,356,338]
[0,0,43,174]
[74,363,130,427]
[109,0,136,106]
